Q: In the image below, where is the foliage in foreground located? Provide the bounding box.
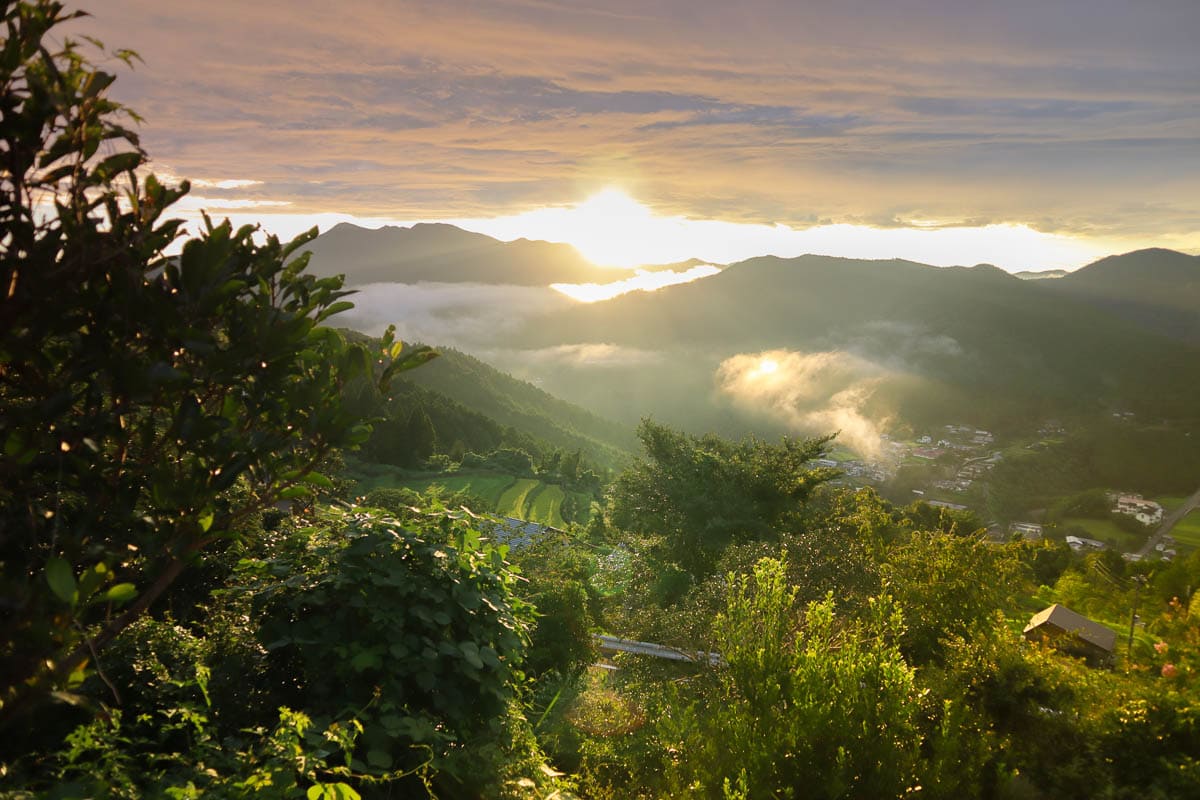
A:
[0,0,432,722]
[2,506,553,798]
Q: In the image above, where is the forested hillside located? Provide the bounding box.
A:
[1047,248,1200,344]
[503,252,1200,429]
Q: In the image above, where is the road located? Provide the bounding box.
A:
[1135,486,1200,559]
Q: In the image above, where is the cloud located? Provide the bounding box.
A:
[551,265,721,300]
[174,196,292,211]
[716,350,893,458]
[838,321,963,367]
[333,282,574,347]
[188,178,263,189]
[75,1,1200,253]
[492,343,665,369]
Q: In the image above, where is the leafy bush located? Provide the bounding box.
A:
[663,557,924,799]
[241,508,535,795]
[0,0,431,720]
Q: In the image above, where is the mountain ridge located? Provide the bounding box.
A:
[306,222,637,286]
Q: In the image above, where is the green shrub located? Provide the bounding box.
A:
[242,508,535,796]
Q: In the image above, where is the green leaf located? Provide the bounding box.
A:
[350,649,381,672]
[366,748,393,769]
[459,641,484,670]
[77,562,109,601]
[4,431,27,457]
[301,472,334,489]
[95,150,142,179]
[104,583,137,607]
[46,558,77,606]
[198,509,214,532]
[308,786,361,800]
[278,486,311,500]
[316,300,355,323]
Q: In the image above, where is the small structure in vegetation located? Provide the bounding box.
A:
[1023,604,1117,665]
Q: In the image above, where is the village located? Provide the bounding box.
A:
[817,419,1189,563]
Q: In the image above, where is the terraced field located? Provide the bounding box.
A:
[497,479,542,518]
[528,484,567,527]
[1170,510,1200,550]
[359,469,591,527]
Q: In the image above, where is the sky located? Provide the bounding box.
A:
[76,1,1200,271]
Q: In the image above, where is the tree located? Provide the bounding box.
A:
[664,557,924,798]
[246,507,534,795]
[0,1,433,722]
[609,420,836,576]
[406,405,438,464]
[882,532,1022,665]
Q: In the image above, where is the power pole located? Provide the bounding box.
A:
[1127,574,1147,663]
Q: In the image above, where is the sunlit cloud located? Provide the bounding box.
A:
[175,196,292,210]
[717,349,893,458]
[159,188,1119,272]
[86,1,1200,259]
[189,178,263,189]
[454,188,1116,271]
[492,343,665,369]
[552,264,721,301]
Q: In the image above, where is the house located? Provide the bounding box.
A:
[1023,604,1117,665]
[1112,493,1163,526]
[1065,535,1107,552]
[927,500,968,512]
[1010,522,1043,541]
[485,516,561,550]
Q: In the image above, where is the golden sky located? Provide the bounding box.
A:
[79,1,1200,269]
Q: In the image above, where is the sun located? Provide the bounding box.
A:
[755,358,780,376]
[556,188,666,268]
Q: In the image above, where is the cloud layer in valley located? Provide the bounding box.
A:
[80,1,1200,257]
[337,282,575,346]
[716,349,895,458]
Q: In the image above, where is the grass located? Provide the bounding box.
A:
[528,484,567,527]
[347,458,593,526]
[1057,516,1144,551]
[1153,495,1190,513]
[1169,510,1200,550]
[497,478,541,518]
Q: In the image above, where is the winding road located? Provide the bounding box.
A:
[1135,486,1200,559]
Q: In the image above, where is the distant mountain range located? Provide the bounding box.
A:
[307,222,641,286]
[1048,248,1200,345]
[312,224,1200,442]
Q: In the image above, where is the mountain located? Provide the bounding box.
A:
[340,330,635,469]
[1047,248,1200,344]
[319,225,1200,445]
[495,253,1200,434]
[397,347,636,468]
[305,222,636,286]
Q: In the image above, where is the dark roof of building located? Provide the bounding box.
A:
[1023,604,1117,652]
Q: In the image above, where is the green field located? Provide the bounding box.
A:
[351,467,588,527]
[1170,510,1200,550]
[1153,495,1190,513]
[497,478,542,517]
[528,484,568,527]
[1058,516,1143,551]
